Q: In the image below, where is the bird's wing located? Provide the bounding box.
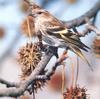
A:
[45,26,93,70]
[46,26,89,51]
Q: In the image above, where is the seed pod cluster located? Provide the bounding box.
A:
[33,77,47,93]
[18,42,47,92]
[63,86,88,99]
[18,42,41,79]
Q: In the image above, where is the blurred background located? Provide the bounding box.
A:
[0,0,100,99]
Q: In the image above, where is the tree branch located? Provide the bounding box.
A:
[35,54,67,81]
[64,1,100,28]
[0,78,19,88]
[78,18,100,37]
[0,0,100,98]
[0,50,67,97]
[0,51,53,97]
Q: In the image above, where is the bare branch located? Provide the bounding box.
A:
[86,24,100,35]
[0,49,67,97]
[0,78,18,87]
[36,54,67,81]
[0,0,100,98]
[0,51,53,97]
[78,18,100,37]
[64,1,100,28]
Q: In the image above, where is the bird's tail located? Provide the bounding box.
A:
[59,32,93,71]
[69,45,93,71]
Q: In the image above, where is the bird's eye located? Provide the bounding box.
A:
[37,12,42,14]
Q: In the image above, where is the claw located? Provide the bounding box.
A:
[46,46,58,58]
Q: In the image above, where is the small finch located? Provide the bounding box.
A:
[29,3,93,70]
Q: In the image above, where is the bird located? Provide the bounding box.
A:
[29,3,93,71]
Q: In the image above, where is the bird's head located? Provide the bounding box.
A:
[31,9,46,17]
[28,3,47,18]
[29,4,50,19]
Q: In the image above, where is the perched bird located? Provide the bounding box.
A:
[29,3,93,70]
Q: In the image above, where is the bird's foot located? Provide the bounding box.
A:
[45,46,58,58]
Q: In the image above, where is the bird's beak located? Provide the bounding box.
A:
[29,13,37,18]
[29,13,33,17]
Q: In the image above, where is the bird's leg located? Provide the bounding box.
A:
[46,46,59,58]
[37,33,44,50]
[37,32,58,57]
[37,32,58,58]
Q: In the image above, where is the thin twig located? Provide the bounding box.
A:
[77,16,100,37]
[75,56,79,86]
[0,78,19,87]
[32,84,35,99]
[27,17,32,41]
[0,51,53,97]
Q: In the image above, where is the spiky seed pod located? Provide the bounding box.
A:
[18,42,47,92]
[33,79,47,93]
[21,16,36,37]
[18,42,42,79]
[63,86,89,99]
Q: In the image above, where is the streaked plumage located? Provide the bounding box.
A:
[30,4,93,70]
